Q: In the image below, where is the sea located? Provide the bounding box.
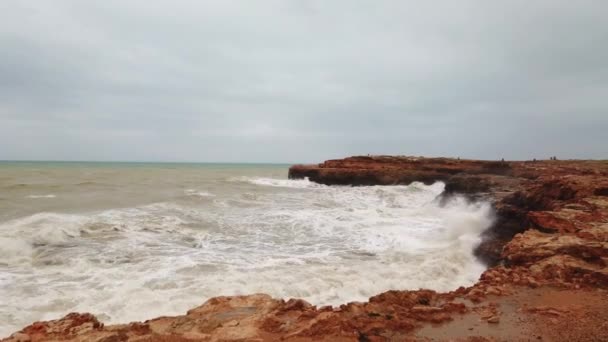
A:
[0,161,493,336]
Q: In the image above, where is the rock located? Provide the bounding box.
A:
[485,286,502,296]
[527,277,540,288]
[528,211,577,233]
[487,316,500,323]
[411,306,443,313]
[529,255,608,285]
[502,230,607,265]
[7,333,30,342]
[290,157,608,268]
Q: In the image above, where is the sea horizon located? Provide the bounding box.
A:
[0,160,293,166]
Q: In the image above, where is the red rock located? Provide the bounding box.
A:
[484,287,502,296]
[411,306,443,313]
[487,316,500,323]
[528,211,577,233]
[6,334,29,342]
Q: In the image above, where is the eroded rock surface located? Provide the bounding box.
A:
[4,156,608,341]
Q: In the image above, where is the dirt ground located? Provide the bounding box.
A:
[415,287,608,342]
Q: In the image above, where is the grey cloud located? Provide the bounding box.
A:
[0,0,607,162]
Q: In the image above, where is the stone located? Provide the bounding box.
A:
[8,333,30,342]
[487,316,500,324]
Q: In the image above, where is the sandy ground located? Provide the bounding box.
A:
[415,287,608,342]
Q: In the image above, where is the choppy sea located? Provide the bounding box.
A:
[0,161,493,336]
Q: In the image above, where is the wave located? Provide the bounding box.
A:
[231,176,326,189]
[184,189,215,197]
[0,236,33,265]
[0,203,189,257]
[5,183,64,189]
[4,183,29,189]
[26,194,56,199]
[74,181,99,186]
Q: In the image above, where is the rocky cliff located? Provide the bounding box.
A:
[4,156,608,341]
[290,156,608,268]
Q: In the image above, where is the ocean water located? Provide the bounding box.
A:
[0,161,493,336]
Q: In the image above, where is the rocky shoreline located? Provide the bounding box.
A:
[4,156,608,341]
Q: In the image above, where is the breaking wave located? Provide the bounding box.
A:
[25,194,56,199]
[231,176,325,188]
[184,189,215,197]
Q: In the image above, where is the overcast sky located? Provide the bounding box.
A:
[1,1,607,163]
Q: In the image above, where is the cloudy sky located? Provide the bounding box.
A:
[1,1,606,163]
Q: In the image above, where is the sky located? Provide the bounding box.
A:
[1,1,607,163]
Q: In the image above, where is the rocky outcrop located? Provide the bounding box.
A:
[290,156,608,266]
[4,156,608,341]
[289,156,513,187]
[290,156,608,276]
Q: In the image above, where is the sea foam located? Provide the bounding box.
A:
[0,179,492,337]
[26,194,56,199]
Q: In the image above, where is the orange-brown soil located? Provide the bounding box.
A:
[4,156,608,341]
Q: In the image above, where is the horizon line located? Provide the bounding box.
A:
[0,159,295,165]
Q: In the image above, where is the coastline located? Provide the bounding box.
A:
[4,156,608,341]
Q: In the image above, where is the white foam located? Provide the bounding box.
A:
[0,212,87,248]
[231,176,326,189]
[26,194,56,199]
[184,189,215,197]
[0,237,33,264]
[0,180,493,337]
